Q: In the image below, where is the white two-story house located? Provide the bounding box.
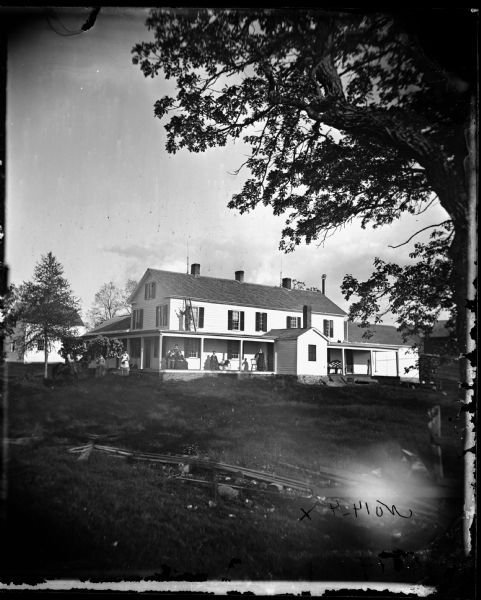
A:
[84,264,418,381]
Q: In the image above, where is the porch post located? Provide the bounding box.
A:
[395,351,400,377]
[140,337,144,370]
[239,339,243,371]
[200,337,204,370]
[370,350,374,375]
[341,347,345,375]
[159,334,163,372]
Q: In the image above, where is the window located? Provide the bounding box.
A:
[286,316,302,328]
[132,308,144,329]
[228,310,244,331]
[130,338,141,358]
[144,282,156,300]
[255,312,268,332]
[185,338,200,358]
[10,341,15,353]
[156,304,169,327]
[185,306,205,330]
[228,340,240,359]
[323,319,334,338]
[308,344,317,362]
[37,339,44,351]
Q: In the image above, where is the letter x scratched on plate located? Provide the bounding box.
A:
[299,502,318,521]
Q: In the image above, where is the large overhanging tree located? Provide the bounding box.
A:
[133,10,477,549]
[132,8,476,360]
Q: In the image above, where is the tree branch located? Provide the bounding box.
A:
[388,220,451,248]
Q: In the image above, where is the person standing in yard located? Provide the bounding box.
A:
[96,354,106,377]
[120,351,130,376]
[255,348,265,371]
[66,352,79,381]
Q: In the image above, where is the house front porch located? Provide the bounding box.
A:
[124,331,276,374]
[328,343,407,378]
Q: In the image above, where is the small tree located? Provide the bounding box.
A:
[58,334,87,362]
[86,335,124,361]
[16,252,82,378]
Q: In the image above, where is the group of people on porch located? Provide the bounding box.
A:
[166,344,266,371]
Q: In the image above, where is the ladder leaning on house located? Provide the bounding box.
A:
[186,298,196,332]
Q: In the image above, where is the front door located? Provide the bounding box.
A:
[144,338,151,369]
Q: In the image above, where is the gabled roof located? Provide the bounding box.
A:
[133,268,347,315]
[264,327,328,341]
[86,315,131,335]
[346,322,417,346]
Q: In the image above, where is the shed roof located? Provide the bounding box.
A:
[134,269,346,315]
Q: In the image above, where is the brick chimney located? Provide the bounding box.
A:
[191,263,200,277]
[303,305,312,329]
[321,274,326,295]
[235,270,245,283]
[282,277,292,289]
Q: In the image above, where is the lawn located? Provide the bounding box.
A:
[1,366,468,587]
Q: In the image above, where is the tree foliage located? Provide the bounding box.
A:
[58,334,87,362]
[86,335,124,360]
[15,252,82,377]
[132,8,475,349]
[342,222,456,340]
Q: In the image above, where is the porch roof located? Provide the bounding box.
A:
[328,341,409,350]
[264,327,328,341]
[85,328,276,343]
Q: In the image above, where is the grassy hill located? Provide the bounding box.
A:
[1,367,467,586]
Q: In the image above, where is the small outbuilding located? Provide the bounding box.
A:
[267,327,328,376]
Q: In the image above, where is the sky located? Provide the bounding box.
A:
[5,7,449,323]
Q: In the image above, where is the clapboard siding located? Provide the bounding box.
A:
[133,293,347,339]
[296,330,328,375]
[276,340,298,374]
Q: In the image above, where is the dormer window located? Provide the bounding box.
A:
[144,282,156,300]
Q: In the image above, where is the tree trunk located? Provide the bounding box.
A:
[462,96,477,556]
[43,332,49,379]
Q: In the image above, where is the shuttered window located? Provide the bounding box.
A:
[132,308,143,329]
[323,319,334,337]
[256,312,268,332]
[156,304,168,327]
[144,282,156,300]
[308,344,317,361]
[228,310,244,331]
[184,306,204,330]
[286,316,301,328]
